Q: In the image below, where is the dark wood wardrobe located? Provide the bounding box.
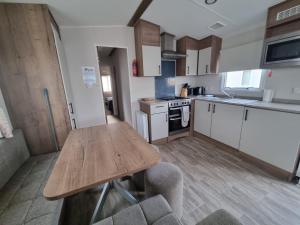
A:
[0,3,71,155]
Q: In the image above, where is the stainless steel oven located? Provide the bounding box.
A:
[168,99,191,135]
[261,31,300,68]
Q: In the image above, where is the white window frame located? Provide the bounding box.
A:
[221,69,268,93]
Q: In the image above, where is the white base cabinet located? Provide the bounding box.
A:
[194,100,212,137]
[150,112,168,141]
[211,103,244,149]
[239,108,300,172]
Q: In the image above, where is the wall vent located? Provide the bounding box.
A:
[209,22,225,31]
[276,5,300,21]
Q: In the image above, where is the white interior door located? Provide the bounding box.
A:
[211,103,244,149]
[240,108,300,172]
[194,100,212,137]
[198,47,211,75]
[52,25,76,129]
[151,112,168,141]
[186,49,198,75]
[142,45,161,76]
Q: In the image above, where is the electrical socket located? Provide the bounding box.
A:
[292,87,300,94]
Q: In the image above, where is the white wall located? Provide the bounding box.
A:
[198,26,300,101]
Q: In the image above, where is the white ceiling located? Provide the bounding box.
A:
[2,0,141,26]
[2,0,284,38]
[142,0,284,39]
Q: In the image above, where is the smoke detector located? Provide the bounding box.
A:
[208,22,226,31]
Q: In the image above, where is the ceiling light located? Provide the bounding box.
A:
[205,0,217,5]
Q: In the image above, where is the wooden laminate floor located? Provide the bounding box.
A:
[159,136,300,225]
[63,136,300,225]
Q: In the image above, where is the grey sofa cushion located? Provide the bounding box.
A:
[196,209,243,225]
[94,195,180,225]
[0,152,63,225]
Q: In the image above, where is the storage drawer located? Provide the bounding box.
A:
[150,103,168,114]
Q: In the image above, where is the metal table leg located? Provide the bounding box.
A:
[89,182,111,225]
[113,180,138,205]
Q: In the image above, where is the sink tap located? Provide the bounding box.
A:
[222,88,234,99]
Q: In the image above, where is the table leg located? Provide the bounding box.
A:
[89,182,110,225]
[113,180,138,205]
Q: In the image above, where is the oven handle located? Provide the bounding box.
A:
[170,117,181,121]
[169,114,180,118]
[170,107,182,110]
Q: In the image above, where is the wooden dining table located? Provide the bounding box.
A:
[43,122,160,224]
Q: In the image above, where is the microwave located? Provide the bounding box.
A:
[261,31,300,68]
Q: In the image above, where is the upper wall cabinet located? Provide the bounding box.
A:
[198,35,222,75]
[134,20,161,77]
[176,36,199,76]
[266,0,300,38]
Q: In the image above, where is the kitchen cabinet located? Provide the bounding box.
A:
[194,100,212,137]
[176,36,199,76]
[134,19,161,77]
[198,47,211,75]
[150,112,168,141]
[240,107,300,172]
[211,103,244,149]
[142,45,161,76]
[186,50,198,75]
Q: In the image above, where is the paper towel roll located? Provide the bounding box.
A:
[263,89,274,103]
[0,107,13,138]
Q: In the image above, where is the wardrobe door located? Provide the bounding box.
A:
[0,3,71,155]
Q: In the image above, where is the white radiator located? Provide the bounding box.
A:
[136,111,149,142]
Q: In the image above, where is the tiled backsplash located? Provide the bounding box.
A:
[155,60,176,98]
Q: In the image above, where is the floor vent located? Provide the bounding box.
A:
[277,5,300,21]
[209,22,225,31]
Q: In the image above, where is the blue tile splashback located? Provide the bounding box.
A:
[155,60,175,98]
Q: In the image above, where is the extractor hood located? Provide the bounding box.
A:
[161,32,186,59]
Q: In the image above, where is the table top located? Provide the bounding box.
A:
[43,122,160,200]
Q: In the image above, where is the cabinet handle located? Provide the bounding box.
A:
[166,114,168,122]
[187,66,190,74]
[208,103,211,112]
[72,118,77,129]
[212,104,216,113]
[244,109,248,121]
[205,65,208,73]
[158,65,161,74]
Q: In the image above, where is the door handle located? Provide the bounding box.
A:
[187,66,190,74]
[205,65,208,73]
[69,103,74,114]
[212,104,216,113]
[208,103,211,112]
[244,109,249,121]
[72,118,77,129]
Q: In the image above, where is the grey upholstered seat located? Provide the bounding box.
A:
[0,130,63,225]
[94,195,243,225]
[145,162,183,218]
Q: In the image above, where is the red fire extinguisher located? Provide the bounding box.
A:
[132,59,138,76]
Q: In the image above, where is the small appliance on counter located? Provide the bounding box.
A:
[263,89,274,103]
[188,86,206,96]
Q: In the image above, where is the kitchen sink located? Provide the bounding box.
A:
[221,98,258,104]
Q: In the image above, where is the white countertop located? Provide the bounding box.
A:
[195,96,300,114]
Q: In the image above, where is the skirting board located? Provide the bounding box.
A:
[193,131,293,181]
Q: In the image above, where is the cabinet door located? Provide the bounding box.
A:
[142,45,161,76]
[211,103,244,149]
[186,49,198,75]
[194,100,212,137]
[198,47,211,75]
[151,112,168,141]
[240,108,300,172]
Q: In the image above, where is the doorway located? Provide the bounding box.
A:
[97,46,130,124]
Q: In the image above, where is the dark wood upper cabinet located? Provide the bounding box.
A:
[265,0,300,38]
[134,19,162,77]
[176,35,222,76]
[267,0,300,28]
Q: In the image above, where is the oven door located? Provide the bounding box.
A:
[169,106,190,134]
[262,32,300,68]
